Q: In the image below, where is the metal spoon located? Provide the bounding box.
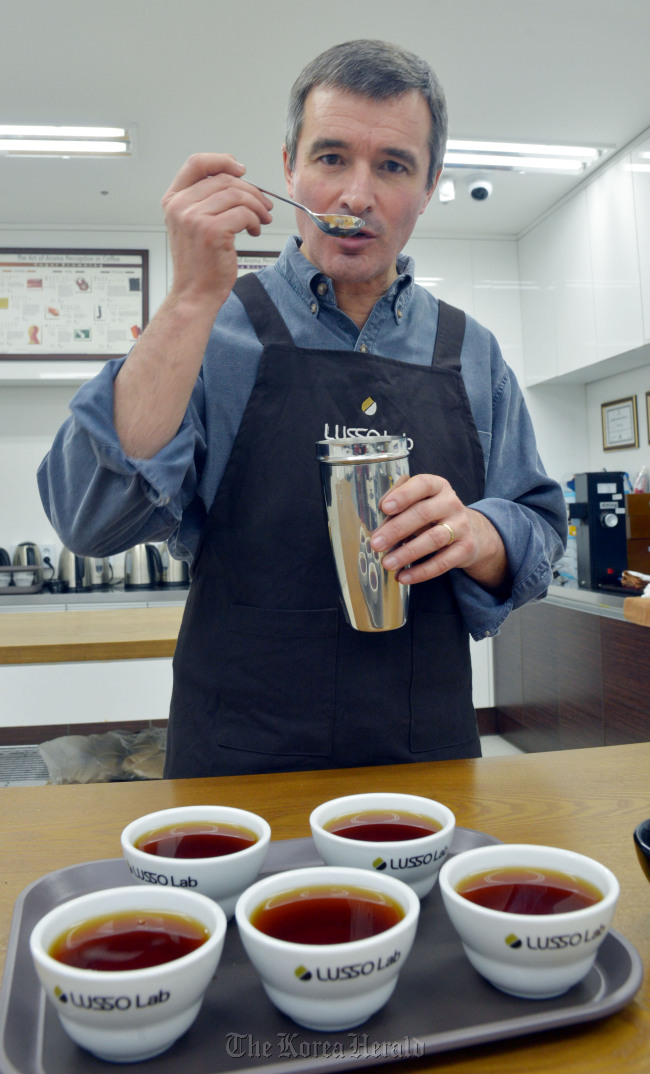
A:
[244,181,364,236]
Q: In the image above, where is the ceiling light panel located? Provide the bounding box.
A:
[0,125,131,156]
[443,139,607,174]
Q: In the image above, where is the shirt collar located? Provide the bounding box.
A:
[275,236,416,323]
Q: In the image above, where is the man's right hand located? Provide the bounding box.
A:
[113,154,273,460]
[162,154,274,314]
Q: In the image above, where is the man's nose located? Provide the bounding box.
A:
[339,166,375,215]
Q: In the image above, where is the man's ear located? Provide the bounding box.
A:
[282,145,294,197]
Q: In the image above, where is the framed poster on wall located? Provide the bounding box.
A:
[601,395,639,451]
[236,251,280,276]
[0,248,149,360]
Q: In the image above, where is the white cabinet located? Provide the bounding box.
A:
[586,153,644,361]
[553,193,599,376]
[519,193,597,383]
[519,151,647,385]
[518,213,559,384]
[0,659,173,729]
[631,134,650,342]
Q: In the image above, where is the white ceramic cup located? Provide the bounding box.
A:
[235,864,420,1031]
[121,805,271,918]
[309,792,455,897]
[439,843,619,999]
[29,885,226,1063]
[13,571,35,586]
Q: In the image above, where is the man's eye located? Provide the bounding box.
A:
[383,160,407,174]
[319,154,343,166]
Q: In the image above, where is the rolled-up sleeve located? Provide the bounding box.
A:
[451,335,567,640]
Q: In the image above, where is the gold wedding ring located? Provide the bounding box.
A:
[439,522,455,546]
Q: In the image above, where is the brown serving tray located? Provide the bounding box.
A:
[0,830,643,1074]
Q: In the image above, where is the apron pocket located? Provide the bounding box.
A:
[217,604,339,757]
[409,610,476,753]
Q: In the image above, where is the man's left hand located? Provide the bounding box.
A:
[370,474,509,592]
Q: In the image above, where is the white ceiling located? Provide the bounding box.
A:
[2,0,650,240]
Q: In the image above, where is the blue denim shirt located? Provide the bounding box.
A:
[37,237,567,640]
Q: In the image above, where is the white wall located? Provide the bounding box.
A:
[0,383,75,553]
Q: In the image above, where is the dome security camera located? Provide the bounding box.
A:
[467,179,493,201]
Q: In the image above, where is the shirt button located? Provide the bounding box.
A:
[317,282,328,296]
[359,343,369,353]
[396,308,403,319]
[310,302,318,315]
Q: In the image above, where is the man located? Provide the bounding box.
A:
[38,40,566,778]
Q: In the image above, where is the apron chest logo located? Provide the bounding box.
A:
[323,423,414,452]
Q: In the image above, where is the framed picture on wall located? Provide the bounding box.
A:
[236,251,280,276]
[647,391,650,445]
[601,395,639,451]
[0,248,149,360]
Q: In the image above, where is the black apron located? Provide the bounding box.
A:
[164,274,486,778]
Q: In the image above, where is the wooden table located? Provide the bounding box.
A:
[1,744,648,1073]
[0,606,184,664]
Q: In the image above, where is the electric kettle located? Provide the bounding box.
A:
[12,541,43,569]
[12,541,43,588]
[160,543,189,587]
[124,543,163,589]
[58,549,111,592]
[0,547,11,589]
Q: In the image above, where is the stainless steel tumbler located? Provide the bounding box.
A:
[316,436,410,632]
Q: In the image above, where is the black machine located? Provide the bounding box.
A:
[568,472,628,591]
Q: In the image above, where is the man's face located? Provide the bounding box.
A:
[282,86,438,294]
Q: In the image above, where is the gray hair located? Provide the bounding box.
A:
[285,40,448,189]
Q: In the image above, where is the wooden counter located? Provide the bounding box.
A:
[624,596,650,627]
[0,605,184,664]
[1,744,649,1073]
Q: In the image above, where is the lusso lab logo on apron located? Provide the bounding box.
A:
[323,397,413,449]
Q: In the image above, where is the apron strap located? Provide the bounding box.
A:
[432,300,466,371]
[233,272,294,346]
[235,273,467,374]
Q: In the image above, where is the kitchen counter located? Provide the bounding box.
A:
[546,581,630,620]
[0,586,188,612]
[0,744,648,1074]
[0,604,184,664]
